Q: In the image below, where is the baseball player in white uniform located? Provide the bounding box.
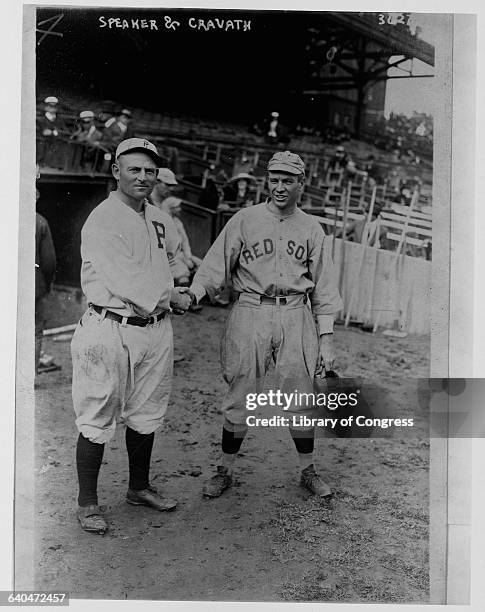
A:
[188,151,342,498]
[71,138,191,534]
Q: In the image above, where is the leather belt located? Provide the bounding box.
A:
[260,295,289,305]
[238,293,307,306]
[90,304,167,327]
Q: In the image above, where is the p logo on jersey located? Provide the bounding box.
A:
[152,221,166,249]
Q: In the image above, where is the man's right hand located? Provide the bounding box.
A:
[170,287,192,314]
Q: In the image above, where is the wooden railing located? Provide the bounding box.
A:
[36,137,112,176]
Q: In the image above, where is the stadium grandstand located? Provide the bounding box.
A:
[35,8,434,333]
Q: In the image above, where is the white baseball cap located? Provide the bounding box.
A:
[271,111,279,118]
[44,96,59,104]
[79,110,94,120]
[115,138,162,166]
[157,168,178,185]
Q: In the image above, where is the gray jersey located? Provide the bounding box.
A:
[192,201,342,330]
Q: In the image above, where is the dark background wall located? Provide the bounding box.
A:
[37,179,112,286]
[36,8,361,128]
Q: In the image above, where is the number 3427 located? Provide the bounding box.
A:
[378,13,411,26]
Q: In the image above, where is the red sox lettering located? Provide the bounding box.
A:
[241,237,309,265]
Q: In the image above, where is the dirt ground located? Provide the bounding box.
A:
[33,296,430,603]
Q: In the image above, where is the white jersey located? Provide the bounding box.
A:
[80,192,174,318]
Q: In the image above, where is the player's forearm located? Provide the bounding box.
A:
[310,237,343,321]
[191,254,229,300]
[310,270,343,321]
[191,216,242,300]
[311,294,342,320]
[188,281,207,303]
[316,314,335,335]
[154,285,173,313]
[127,287,169,317]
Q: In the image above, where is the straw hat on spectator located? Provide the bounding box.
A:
[228,172,257,183]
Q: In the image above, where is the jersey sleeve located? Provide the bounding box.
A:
[82,224,170,317]
[308,224,343,328]
[190,213,243,301]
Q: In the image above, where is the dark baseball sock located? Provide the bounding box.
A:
[289,427,315,454]
[221,425,247,455]
[76,433,105,507]
[125,427,155,491]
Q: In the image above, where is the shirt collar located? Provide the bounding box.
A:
[264,198,298,220]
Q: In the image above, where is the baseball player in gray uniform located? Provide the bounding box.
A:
[71,138,191,534]
[188,151,343,498]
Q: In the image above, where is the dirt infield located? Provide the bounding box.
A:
[33,302,430,602]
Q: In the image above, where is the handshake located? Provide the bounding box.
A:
[170,287,195,315]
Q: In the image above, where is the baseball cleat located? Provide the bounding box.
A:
[126,485,178,511]
[77,505,108,534]
[300,464,332,498]
[202,465,233,498]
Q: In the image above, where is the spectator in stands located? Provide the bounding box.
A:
[151,168,179,209]
[387,166,405,194]
[249,121,263,136]
[71,110,103,147]
[98,103,119,135]
[232,155,253,177]
[37,96,67,138]
[341,202,389,248]
[35,187,60,373]
[223,172,257,207]
[266,111,279,143]
[423,239,432,261]
[102,108,133,149]
[160,197,202,313]
[393,135,404,161]
[393,184,413,207]
[198,169,228,211]
[327,145,350,172]
[362,155,384,186]
[345,159,358,181]
[265,111,290,145]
